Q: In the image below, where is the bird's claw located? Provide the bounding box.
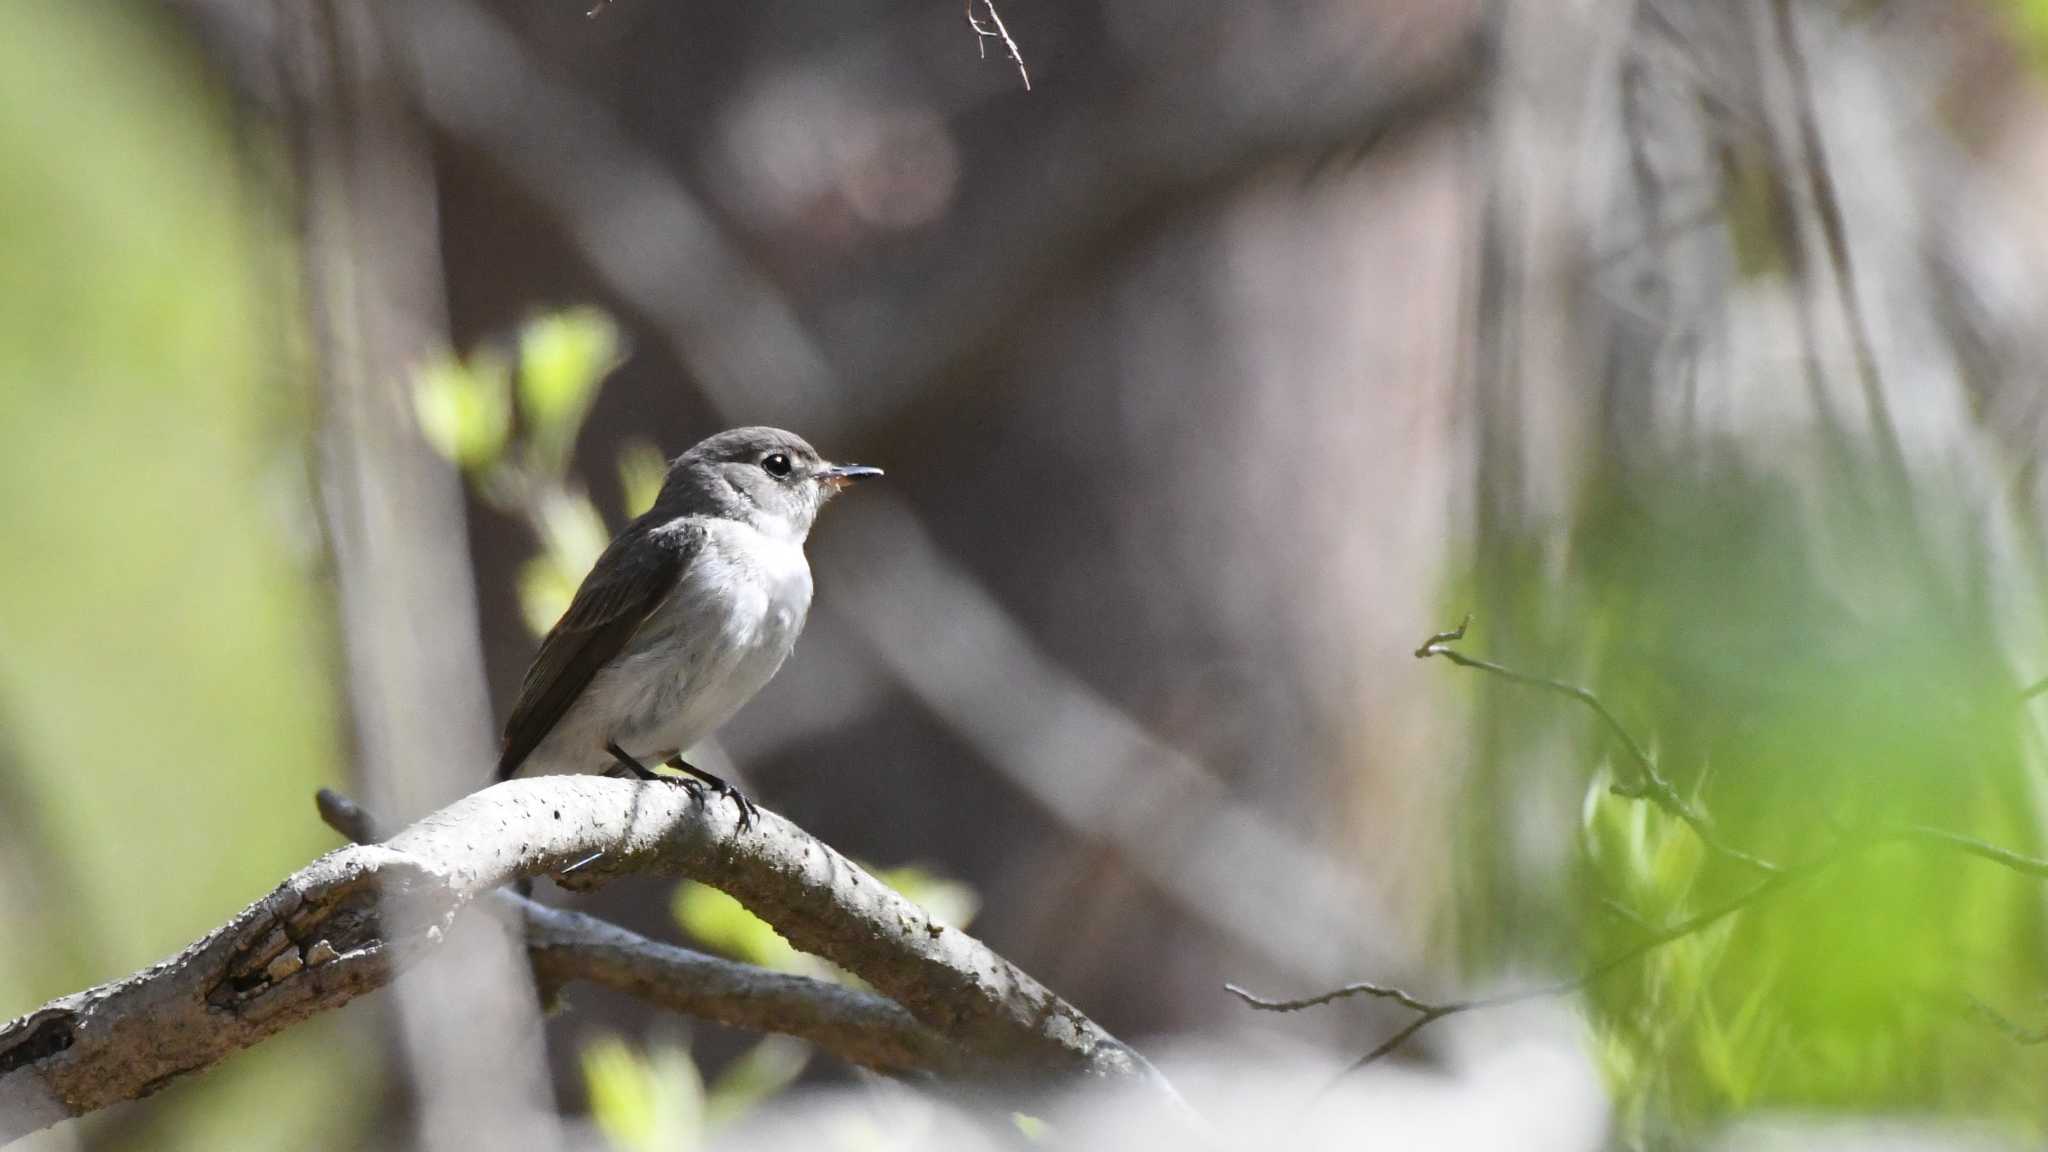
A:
[663,757,759,831]
[704,776,760,831]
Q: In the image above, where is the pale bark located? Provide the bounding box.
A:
[0,776,1164,1143]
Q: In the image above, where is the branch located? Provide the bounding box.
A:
[0,777,1166,1141]
[1415,618,1783,874]
[314,789,975,1078]
[966,0,1030,91]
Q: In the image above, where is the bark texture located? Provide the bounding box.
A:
[0,776,1163,1143]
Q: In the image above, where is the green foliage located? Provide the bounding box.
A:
[702,1036,812,1129]
[582,1034,706,1152]
[674,883,817,976]
[2005,0,2048,74]
[659,866,979,1126]
[618,437,670,519]
[1461,446,2048,1141]
[519,307,624,475]
[673,863,980,980]
[579,1032,817,1149]
[873,864,982,933]
[413,349,513,471]
[0,2,370,1147]
[413,308,630,633]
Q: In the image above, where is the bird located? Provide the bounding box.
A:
[493,426,881,828]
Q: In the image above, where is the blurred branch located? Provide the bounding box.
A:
[0,777,1174,1142]
[1770,0,1908,485]
[830,496,1400,985]
[1416,618,1782,874]
[965,0,1029,91]
[521,903,969,1077]
[390,0,841,427]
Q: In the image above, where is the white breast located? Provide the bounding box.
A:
[539,518,813,772]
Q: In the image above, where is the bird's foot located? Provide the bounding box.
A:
[605,741,664,781]
[665,755,759,831]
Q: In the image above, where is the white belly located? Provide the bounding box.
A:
[522,520,812,774]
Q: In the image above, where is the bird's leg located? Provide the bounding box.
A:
[562,743,702,883]
[666,754,759,830]
[605,741,667,782]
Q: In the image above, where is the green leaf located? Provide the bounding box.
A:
[673,882,813,974]
[704,1036,811,1129]
[618,438,669,519]
[2007,0,2048,74]
[873,864,981,931]
[674,864,979,978]
[515,555,580,638]
[536,488,614,583]
[411,350,511,470]
[517,307,622,468]
[580,1035,704,1152]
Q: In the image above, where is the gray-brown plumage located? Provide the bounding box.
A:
[493,427,879,822]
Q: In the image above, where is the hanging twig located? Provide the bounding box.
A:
[966,0,1031,91]
[1415,618,1782,874]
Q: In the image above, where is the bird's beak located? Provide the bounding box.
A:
[818,463,883,492]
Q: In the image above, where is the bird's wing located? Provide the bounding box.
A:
[494,520,703,780]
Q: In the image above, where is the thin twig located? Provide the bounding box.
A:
[1873,823,2048,880]
[1963,993,2048,1046]
[1230,863,1807,1081]
[1230,819,2048,1080]
[966,0,1031,91]
[1415,618,1782,874]
[1224,980,1432,1016]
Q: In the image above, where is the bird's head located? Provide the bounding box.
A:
[660,426,881,540]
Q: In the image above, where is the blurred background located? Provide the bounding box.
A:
[9,0,2048,1148]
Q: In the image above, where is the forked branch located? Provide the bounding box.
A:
[0,776,1167,1142]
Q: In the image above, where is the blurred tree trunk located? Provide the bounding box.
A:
[270,4,562,1148]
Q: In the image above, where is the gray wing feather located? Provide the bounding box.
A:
[493,521,702,780]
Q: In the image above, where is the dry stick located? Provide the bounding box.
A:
[0,776,1172,1142]
[1415,617,1783,875]
[966,0,1030,91]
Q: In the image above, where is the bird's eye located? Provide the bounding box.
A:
[761,452,793,478]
